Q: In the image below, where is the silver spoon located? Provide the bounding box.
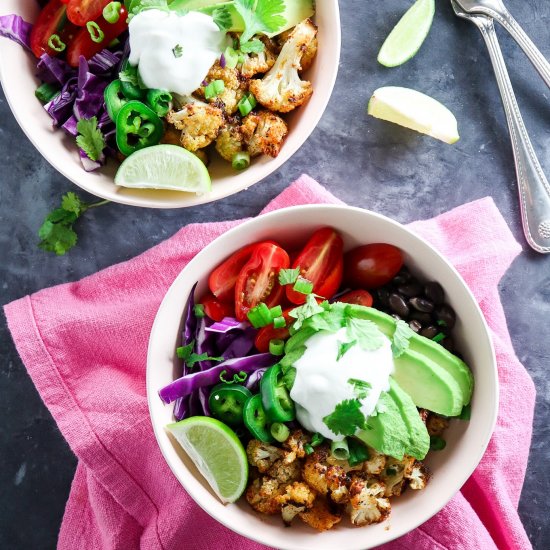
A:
[454,0,550,90]
[451,0,550,253]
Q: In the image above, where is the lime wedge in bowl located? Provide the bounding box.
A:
[115,144,211,193]
[166,416,248,504]
[378,0,435,68]
[368,86,460,144]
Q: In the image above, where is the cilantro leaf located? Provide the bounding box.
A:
[76,117,106,162]
[278,266,301,286]
[323,399,366,437]
[348,378,371,399]
[186,353,224,369]
[176,341,194,360]
[392,319,415,357]
[212,5,233,31]
[172,44,183,58]
[301,308,346,333]
[240,38,265,53]
[346,317,384,351]
[234,0,287,44]
[289,294,324,331]
[337,340,356,361]
[61,192,83,215]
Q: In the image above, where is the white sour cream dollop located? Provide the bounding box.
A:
[290,328,395,441]
[128,9,225,95]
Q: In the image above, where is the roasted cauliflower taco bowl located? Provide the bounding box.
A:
[0,1,340,208]
[147,205,498,549]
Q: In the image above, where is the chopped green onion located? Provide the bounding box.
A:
[304,443,314,455]
[433,332,446,343]
[232,151,250,171]
[35,82,60,103]
[108,38,121,48]
[278,267,301,286]
[269,305,283,319]
[430,435,447,451]
[223,46,239,69]
[330,439,350,461]
[293,276,313,295]
[458,404,471,420]
[348,438,370,466]
[247,302,272,328]
[273,316,286,329]
[103,1,122,24]
[237,93,257,117]
[204,79,225,99]
[269,338,285,356]
[86,21,105,44]
[194,304,205,318]
[310,433,325,447]
[270,422,290,443]
[47,34,66,52]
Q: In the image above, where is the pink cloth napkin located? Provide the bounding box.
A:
[5,175,534,550]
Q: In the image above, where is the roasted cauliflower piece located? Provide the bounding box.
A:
[268,453,301,484]
[283,430,311,459]
[276,481,317,525]
[215,123,244,162]
[247,440,285,473]
[166,102,224,151]
[246,476,286,515]
[380,456,415,497]
[302,447,350,504]
[241,110,288,158]
[405,460,430,490]
[201,61,247,115]
[299,496,342,531]
[240,38,277,79]
[427,414,449,437]
[363,449,387,476]
[347,476,391,526]
[249,19,317,113]
[276,28,318,72]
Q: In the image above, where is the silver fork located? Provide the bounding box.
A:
[454,0,550,90]
[450,0,550,253]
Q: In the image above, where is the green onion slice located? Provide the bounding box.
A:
[273,316,286,329]
[270,422,290,443]
[103,1,122,24]
[330,439,350,461]
[35,82,60,103]
[269,338,285,356]
[293,276,313,295]
[237,93,257,117]
[348,438,370,466]
[232,151,250,171]
[194,304,205,318]
[86,21,105,44]
[223,46,239,69]
[247,302,272,328]
[204,79,225,99]
[47,34,66,52]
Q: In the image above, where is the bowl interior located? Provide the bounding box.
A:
[147,205,498,550]
[0,1,340,208]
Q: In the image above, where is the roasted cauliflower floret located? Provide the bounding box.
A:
[166,102,224,151]
[215,123,244,162]
[249,19,317,113]
[201,61,247,114]
[276,481,317,525]
[346,477,391,526]
[276,27,318,72]
[241,110,288,158]
[380,456,415,497]
[268,453,301,484]
[427,414,449,437]
[405,460,430,490]
[240,39,277,79]
[362,449,386,475]
[299,496,342,531]
[247,440,284,473]
[302,447,350,504]
[283,430,311,459]
[245,477,286,515]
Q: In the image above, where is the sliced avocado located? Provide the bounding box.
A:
[388,378,430,460]
[393,349,464,416]
[344,305,473,407]
[356,393,410,460]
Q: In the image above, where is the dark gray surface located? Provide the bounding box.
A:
[1,1,549,548]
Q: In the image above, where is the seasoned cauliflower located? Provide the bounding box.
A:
[276,481,316,525]
[405,460,430,490]
[241,110,288,158]
[347,476,391,526]
[268,453,301,484]
[247,440,284,473]
[201,61,247,115]
[240,38,277,79]
[299,496,342,531]
[302,447,350,504]
[283,430,311,459]
[215,123,244,162]
[380,456,415,497]
[166,102,224,151]
[246,477,286,515]
[249,19,317,112]
[276,28,318,72]
[362,449,387,476]
[427,414,449,437]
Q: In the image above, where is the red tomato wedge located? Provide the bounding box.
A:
[66,7,128,67]
[336,289,374,307]
[200,293,235,323]
[254,309,293,353]
[286,227,344,305]
[67,0,112,26]
[234,243,290,321]
[30,0,72,58]
[344,243,403,289]
[208,241,277,303]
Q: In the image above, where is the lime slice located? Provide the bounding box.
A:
[114,144,211,193]
[378,0,435,68]
[368,86,460,144]
[166,416,248,503]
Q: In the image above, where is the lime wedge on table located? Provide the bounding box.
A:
[166,416,248,503]
[115,145,211,193]
[378,0,435,67]
[368,86,460,144]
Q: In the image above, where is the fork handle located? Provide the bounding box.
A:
[477,16,550,253]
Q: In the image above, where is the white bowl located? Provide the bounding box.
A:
[147,205,498,549]
[0,2,340,208]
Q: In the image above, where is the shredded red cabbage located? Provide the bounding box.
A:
[36,54,75,86]
[0,14,32,50]
[206,317,248,333]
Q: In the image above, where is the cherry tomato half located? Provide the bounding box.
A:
[344,244,403,289]
[286,227,344,305]
[254,309,293,353]
[336,289,374,307]
[209,384,252,426]
[200,292,234,322]
[67,0,112,26]
[30,0,74,58]
[234,243,290,321]
[208,241,277,303]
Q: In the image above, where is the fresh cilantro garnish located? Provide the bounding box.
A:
[212,5,233,31]
[38,192,109,255]
[348,378,372,399]
[127,0,169,19]
[176,342,194,360]
[337,340,356,361]
[234,0,287,44]
[323,399,366,437]
[310,432,325,447]
[172,44,183,58]
[392,319,415,358]
[177,340,223,369]
[240,38,265,53]
[346,317,384,351]
[76,117,106,162]
[289,294,324,331]
[278,266,301,286]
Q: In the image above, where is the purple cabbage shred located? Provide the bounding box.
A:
[0,14,32,50]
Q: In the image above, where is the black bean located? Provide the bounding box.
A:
[411,311,432,324]
[391,313,403,322]
[409,296,435,313]
[441,337,455,353]
[424,281,445,305]
[375,288,390,308]
[420,325,439,339]
[397,280,423,297]
[389,293,410,317]
[392,269,411,286]
[409,319,422,333]
[435,304,456,329]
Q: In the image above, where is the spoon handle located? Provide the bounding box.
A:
[475,16,550,253]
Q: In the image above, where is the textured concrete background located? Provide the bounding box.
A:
[1,0,549,548]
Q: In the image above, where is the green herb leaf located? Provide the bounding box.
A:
[119,67,139,86]
[176,341,194,360]
[61,192,84,215]
[310,432,325,447]
[323,399,366,437]
[337,340,356,361]
[234,0,287,44]
[76,117,106,162]
[186,352,224,370]
[348,378,372,399]
[212,5,233,31]
[280,346,306,371]
[289,294,324,331]
[392,319,415,358]
[346,317,384,351]
[172,44,183,58]
[278,266,301,286]
[240,38,265,53]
